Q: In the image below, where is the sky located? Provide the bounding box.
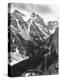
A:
[9,3,59,24]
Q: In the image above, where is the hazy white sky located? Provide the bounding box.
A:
[9,3,59,24]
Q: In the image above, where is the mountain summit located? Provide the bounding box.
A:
[10,9,58,43]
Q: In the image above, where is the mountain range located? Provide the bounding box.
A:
[8,9,58,64]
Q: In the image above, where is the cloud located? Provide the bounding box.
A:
[36,5,53,14]
[10,3,27,11]
[10,3,53,14]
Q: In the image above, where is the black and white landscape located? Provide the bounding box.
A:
[8,3,59,77]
